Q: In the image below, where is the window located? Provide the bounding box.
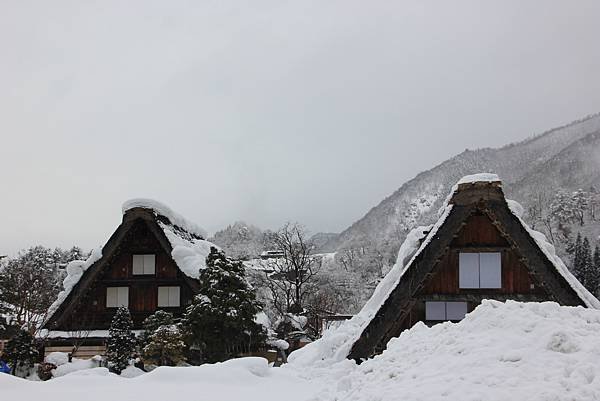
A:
[106,287,129,308]
[158,286,180,307]
[459,252,501,289]
[133,254,156,275]
[425,301,468,321]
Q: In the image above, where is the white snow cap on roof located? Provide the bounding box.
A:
[289,173,600,366]
[122,198,208,239]
[122,198,218,279]
[456,173,500,185]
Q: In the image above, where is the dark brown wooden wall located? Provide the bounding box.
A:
[421,212,546,296]
[375,212,554,348]
[57,219,195,330]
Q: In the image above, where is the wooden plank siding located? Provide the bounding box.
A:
[373,211,551,353]
[422,213,546,296]
[53,219,195,331]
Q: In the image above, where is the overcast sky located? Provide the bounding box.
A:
[1,0,600,255]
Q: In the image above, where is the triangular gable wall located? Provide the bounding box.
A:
[44,208,200,330]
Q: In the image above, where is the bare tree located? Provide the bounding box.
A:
[259,223,320,315]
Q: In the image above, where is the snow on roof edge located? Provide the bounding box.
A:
[506,199,600,309]
[122,198,208,239]
[45,247,103,325]
[288,204,453,366]
[159,222,218,280]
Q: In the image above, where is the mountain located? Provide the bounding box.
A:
[321,113,600,269]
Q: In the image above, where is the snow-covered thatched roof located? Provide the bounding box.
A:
[289,173,600,366]
[44,199,217,327]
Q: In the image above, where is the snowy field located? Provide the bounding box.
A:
[4,300,600,401]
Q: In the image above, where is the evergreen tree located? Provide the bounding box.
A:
[592,245,600,296]
[139,310,175,349]
[572,233,583,282]
[143,325,186,367]
[181,247,265,364]
[3,329,38,376]
[106,306,136,374]
[581,237,593,289]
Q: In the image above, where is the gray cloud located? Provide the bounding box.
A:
[1,0,600,254]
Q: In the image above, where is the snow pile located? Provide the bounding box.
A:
[1,357,319,401]
[318,300,600,401]
[52,357,101,378]
[45,247,103,323]
[122,198,208,239]
[45,352,69,367]
[120,365,145,378]
[289,208,452,366]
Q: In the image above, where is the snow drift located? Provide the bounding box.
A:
[316,300,600,401]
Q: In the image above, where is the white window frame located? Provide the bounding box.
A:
[459,252,502,289]
[132,254,156,275]
[425,301,468,321]
[158,286,180,307]
[106,287,129,308]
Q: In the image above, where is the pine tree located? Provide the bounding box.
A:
[3,329,39,376]
[181,247,266,364]
[580,237,593,290]
[106,306,136,374]
[592,245,600,296]
[572,233,583,282]
[139,310,174,349]
[143,325,186,367]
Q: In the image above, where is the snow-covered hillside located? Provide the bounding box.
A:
[4,301,600,400]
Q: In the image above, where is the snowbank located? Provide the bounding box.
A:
[1,358,319,401]
[45,352,69,367]
[317,300,600,401]
[52,358,101,378]
[122,198,208,239]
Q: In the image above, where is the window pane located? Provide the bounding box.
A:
[117,287,129,308]
[425,301,446,320]
[446,302,468,320]
[459,253,480,288]
[132,255,144,275]
[106,287,117,308]
[169,287,180,307]
[158,287,169,307]
[143,255,156,275]
[480,252,502,288]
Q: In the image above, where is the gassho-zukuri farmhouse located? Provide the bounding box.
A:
[289,173,599,365]
[39,174,600,361]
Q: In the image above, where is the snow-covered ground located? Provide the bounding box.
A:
[4,301,600,400]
